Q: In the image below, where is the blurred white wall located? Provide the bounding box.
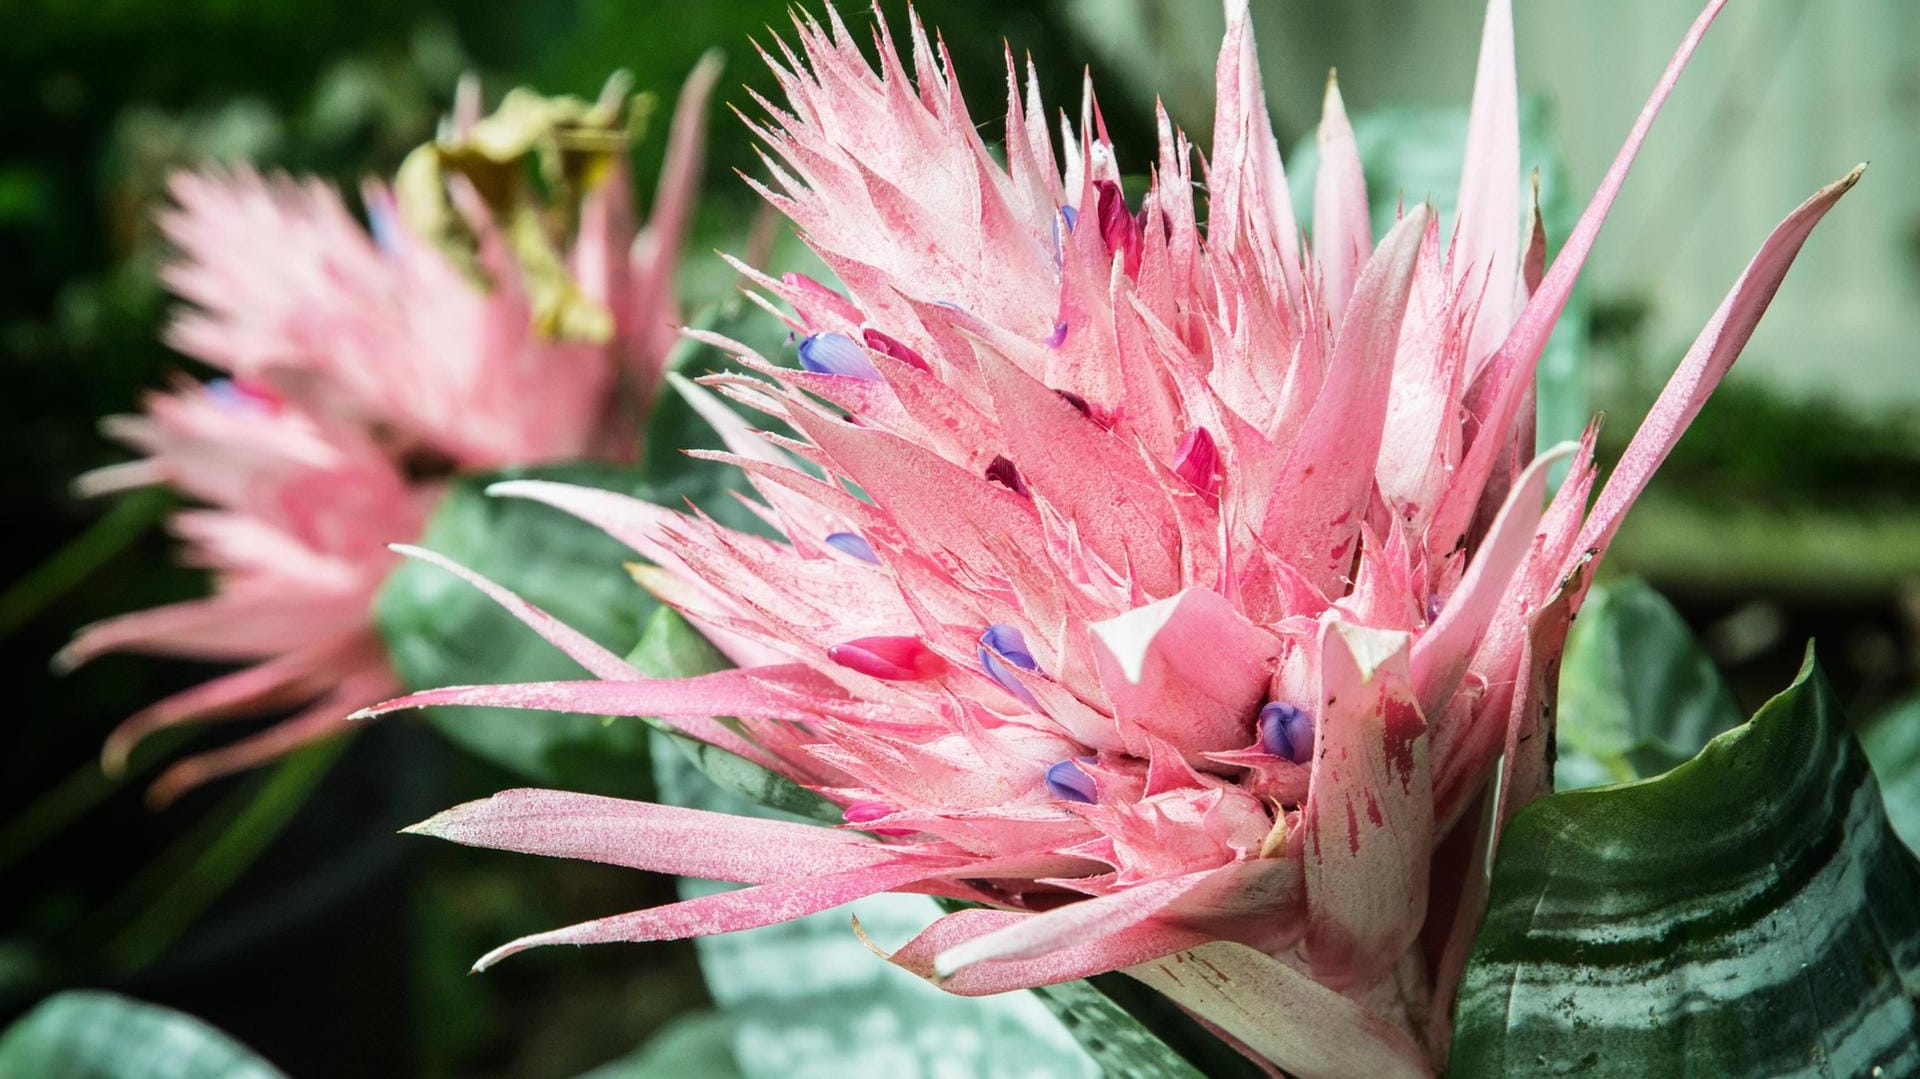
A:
[1068,0,1920,413]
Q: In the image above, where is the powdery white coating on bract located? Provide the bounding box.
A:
[375,3,1860,1072]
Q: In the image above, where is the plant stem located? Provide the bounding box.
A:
[0,488,171,640]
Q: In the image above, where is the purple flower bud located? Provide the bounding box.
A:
[797,332,882,380]
[985,455,1029,497]
[1258,702,1313,764]
[1425,593,1445,624]
[1045,321,1068,348]
[824,531,879,563]
[365,189,405,256]
[1044,759,1097,804]
[207,378,282,415]
[979,623,1041,709]
[1052,205,1078,265]
[979,624,1037,670]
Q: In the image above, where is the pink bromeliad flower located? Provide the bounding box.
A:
[365,3,1858,1072]
[61,61,720,805]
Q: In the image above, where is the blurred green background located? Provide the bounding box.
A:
[2,1,1915,1075]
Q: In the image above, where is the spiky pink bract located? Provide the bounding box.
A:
[381,4,1858,1072]
[64,60,722,804]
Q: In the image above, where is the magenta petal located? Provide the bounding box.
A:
[828,636,949,681]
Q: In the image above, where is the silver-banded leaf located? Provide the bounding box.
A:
[1027,979,1207,1079]
[582,1011,744,1079]
[1451,649,1920,1077]
[1555,578,1744,789]
[626,607,840,824]
[0,991,283,1079]
[1862,696,1920,855]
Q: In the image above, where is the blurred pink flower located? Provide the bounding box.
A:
[63,59,721,805]
[371,3,1856,1071]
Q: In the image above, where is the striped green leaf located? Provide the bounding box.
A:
[1555,578,1744,789]
[1451,649,1920,1076]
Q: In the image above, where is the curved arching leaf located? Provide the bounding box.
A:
[1861,696,1920,855]
[1451,649,1920,1076]
[1554,577,1743,789]
[0,991,282,1078]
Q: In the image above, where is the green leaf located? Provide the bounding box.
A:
[0,991,283,1078]
[1554,578,1744,789]
[1451,649,1920,1077]
[375,461,661,795]
[626,607,841,824]
[1862,696,1920,855]
[1029,977,1242,1079]
[579,1012,743,1079]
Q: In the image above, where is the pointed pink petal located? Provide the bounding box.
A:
[1575,164,1863,564]
[1455,0,1521,364]
[1303,623,1431,989]
[1409,441,1572,712]
[405,789,893,883]
[883,907,1208,995]
[146,666,396,807]
[1126,941,1432,1079]
[933,869,1215,977]
[472,858,940,971]
[978,347,1182,596]
[1259,206,1429,592]
[389,544,640,682]
[1089,588,1281,756]
[1210,0,1304,301]
[351,669,828,773]
[484,480,684,566]
[1313,74,1371,330]
[1433,0,1729,557]
[633,51,724,307]
[101,633,367,773]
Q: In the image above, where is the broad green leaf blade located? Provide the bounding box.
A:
[626,608,840,823]
[1451,650,1920,1077]
[1555,578,1744,789]
[0,991,283,1079]
[1028,978,1208,1079]
[375,462,660,795]
[581,1012,744,1079]
[1862,697,1920,855]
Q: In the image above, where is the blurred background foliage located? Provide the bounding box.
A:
[2,0,1916,1076]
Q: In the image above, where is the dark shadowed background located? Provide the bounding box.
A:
[3,1,1915,1075]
